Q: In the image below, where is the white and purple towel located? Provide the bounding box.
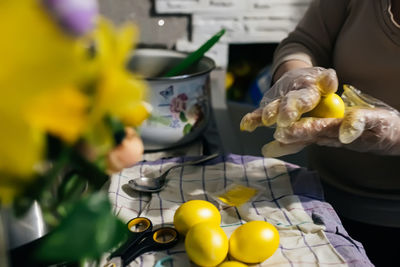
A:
[108,154,373,267]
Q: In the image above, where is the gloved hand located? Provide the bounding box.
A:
[261,85,400,157]
[240,67,338,131]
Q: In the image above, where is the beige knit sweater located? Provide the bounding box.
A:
[272,0,400,226]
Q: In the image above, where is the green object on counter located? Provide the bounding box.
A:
[154,256,173,267]
[35,192,127,261]
[164,28,226,77]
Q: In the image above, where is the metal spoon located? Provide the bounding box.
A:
[128,153,219,193]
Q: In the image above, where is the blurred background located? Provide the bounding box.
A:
[98,0,311,165]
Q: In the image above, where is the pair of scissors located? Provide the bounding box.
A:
[104,217,179,267]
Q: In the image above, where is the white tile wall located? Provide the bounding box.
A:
[155,0,311,67]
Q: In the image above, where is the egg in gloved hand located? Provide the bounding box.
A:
[306,93,345,118]
[305,69,344,119]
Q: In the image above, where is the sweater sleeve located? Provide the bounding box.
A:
[272,0,351,75]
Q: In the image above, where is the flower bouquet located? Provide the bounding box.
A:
[0,0,150,265]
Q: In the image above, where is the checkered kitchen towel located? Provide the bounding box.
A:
[107,154,373,267]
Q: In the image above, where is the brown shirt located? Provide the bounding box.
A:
[272,0,400,226]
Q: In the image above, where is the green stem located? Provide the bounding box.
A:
[164,29,225,77]
[13,146,73,217]
[69,150,109,190]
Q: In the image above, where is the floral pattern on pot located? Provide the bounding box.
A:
[167,90,205,135]
[170,93,188,114]
[136,56,213,149]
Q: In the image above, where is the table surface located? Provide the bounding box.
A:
[105,153,373,267]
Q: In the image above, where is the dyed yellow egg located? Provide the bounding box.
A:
[307,93,345,118]
[185,223,229,267]
[218,260,248,267]
[229,221,280,264]
[173,200,221,235]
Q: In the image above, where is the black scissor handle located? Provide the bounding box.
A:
[152,227,179,246]
[108,217,153,259]
[122,227,179,266]
[127,217,152,233]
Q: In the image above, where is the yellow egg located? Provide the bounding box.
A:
[307,93,345,118]
[218,260,248,267]
[229,221,280,264]
[185,223,229,267]
[173,200,221,235]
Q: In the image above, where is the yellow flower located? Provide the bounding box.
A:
[0,0,87,203]
[0,2,149,204]
[0,0,84,170]
[0,0,86,112]
[83,18,149,151]
[90,18,149,122]
[0,113,45,178]
[0,111,45,204]
[120,101,152,127]
[0,183,22,206]
[26,86,90,143]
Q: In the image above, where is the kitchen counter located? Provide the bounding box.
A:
[106,154,373,266]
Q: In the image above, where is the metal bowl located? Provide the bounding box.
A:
[127,48,215,151]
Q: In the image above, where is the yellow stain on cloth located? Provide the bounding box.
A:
[217,184,258,207]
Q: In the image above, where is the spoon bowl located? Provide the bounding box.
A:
[128,153,219,193]
[129,177,165,192]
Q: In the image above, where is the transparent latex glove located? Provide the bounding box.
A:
[240,67,338,131]
[262,85,400,157]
